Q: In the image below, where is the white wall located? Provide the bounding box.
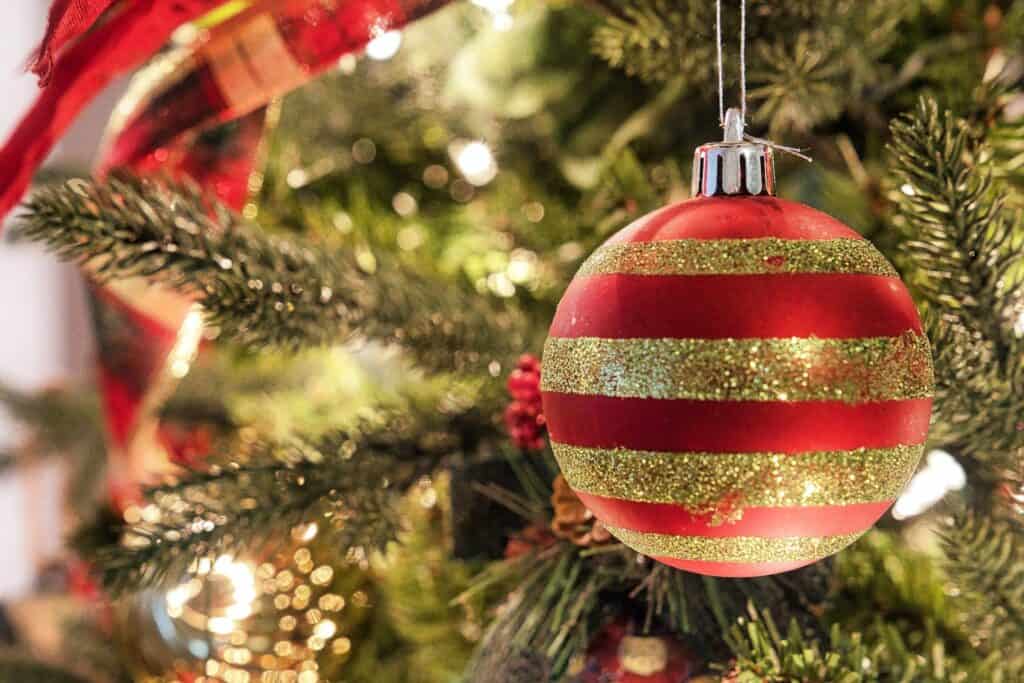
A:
[0,2,124,598]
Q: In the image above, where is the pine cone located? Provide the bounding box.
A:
[550,474,613,547]
[505,523,556,559]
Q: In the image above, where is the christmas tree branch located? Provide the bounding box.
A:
[831,531,966,652]
[466,532,833,680]
[724,609,873,682]
[592,0,905,134]
[77,405,492,595]
[889,98,1024,465]
[0,383,108,515]
[0,656,90,683]
[18,176,527,373]
[942,512,1024,671]
[722,605,1001,682]
[460,449,836,681]
[890,98,1022,344]
[0,383,102,468]
[377,476,493,683]
[77,439,398,595]
[890,99,1024,678]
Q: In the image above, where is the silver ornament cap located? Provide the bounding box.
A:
[692,108,775,197]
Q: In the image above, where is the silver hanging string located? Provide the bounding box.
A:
[740,0,746,123]
[715,0,811,162]
[716,0,724,124]
[715,0,745,125]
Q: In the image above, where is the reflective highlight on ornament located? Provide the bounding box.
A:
[576,237,898,277]
[542,333,934,403]
[552,441,922,509]
[604,526,863,563]
[141,524,354,682]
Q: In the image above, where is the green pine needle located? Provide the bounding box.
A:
[74,406,484,596]
[942,512,1024,671]
[889,97,1024,465]
[17,175,527,373]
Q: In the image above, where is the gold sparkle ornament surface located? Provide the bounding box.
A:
[542,332,934,403]
[552,441,923,510]
[576,237,898,277]
[124,522,363,683]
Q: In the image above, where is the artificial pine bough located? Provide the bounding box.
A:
[19,175,528,373]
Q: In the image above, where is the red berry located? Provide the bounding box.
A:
[504,401,528,422]
[516,354,541,373]
[508,369,541,401]
[505,353,547,450]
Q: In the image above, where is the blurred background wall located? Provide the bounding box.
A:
[0,2,124,597]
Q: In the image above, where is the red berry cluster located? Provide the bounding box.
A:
[505,354,546,451]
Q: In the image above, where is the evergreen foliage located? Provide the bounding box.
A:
[464,472,832,681]
[75,405,492,595]
[942,513,1024,676]
[18,176,527,373]
[374,475,493,683]
[0,384,106,515]
[593,0,906,134]
[0,656,90,683]
[890,97,1024,468]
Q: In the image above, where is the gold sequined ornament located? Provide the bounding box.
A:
[540,110,934,577]
[119,523,372,682]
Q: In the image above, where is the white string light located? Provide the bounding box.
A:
[452,140,498,186]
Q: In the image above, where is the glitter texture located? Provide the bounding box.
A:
[541,332,934,403]
[552,441,922,509]
[604,526,863,563]
[575,238,898,277]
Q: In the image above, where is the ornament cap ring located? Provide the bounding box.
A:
[692,107,775,198]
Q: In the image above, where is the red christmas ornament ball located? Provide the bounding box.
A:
[541,196,934,577]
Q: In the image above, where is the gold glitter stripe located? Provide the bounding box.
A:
[575,238,897,277]
[552,441,922,510]
[604,526,862,563]
[541,333,933,403]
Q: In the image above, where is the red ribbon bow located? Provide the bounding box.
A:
[29,0,118,85]
[0,0,228,226]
